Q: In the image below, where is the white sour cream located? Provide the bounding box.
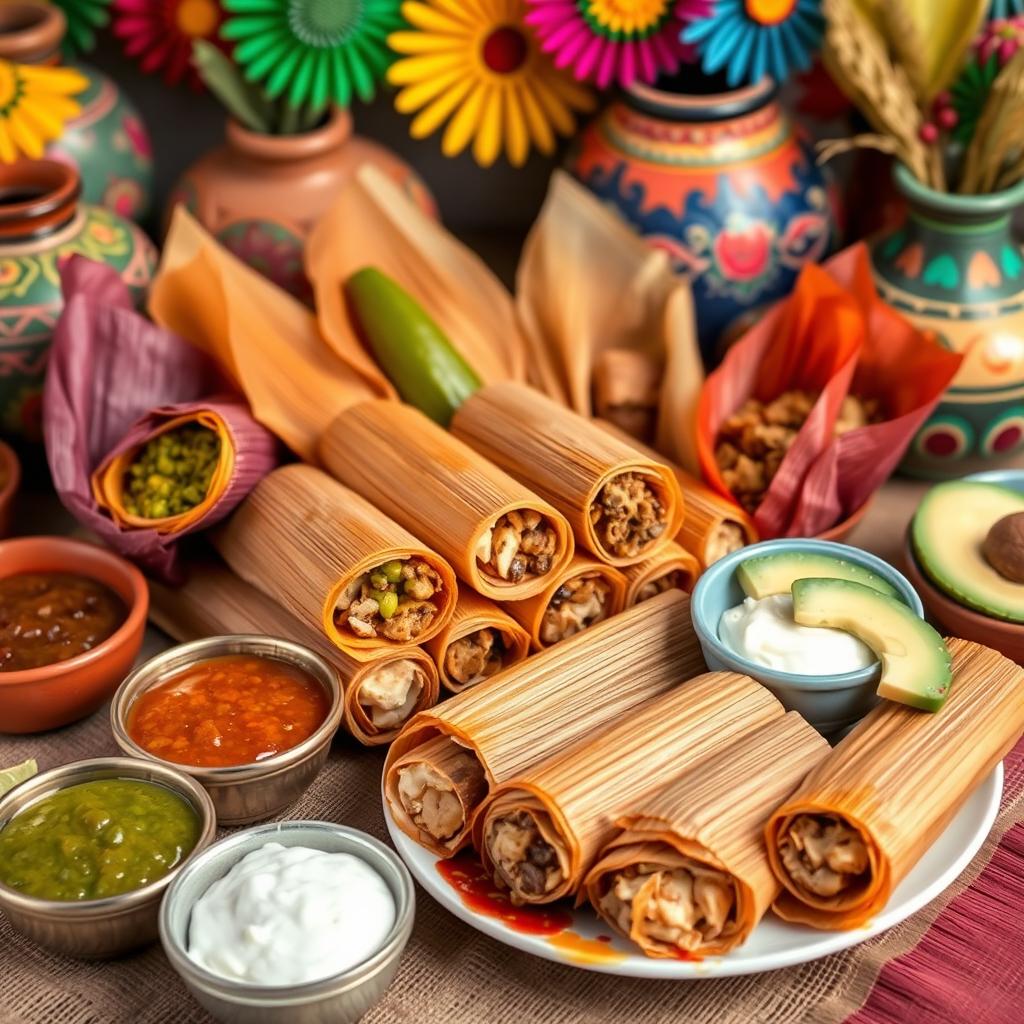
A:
[719,594,875,676]
[187,842,395,987]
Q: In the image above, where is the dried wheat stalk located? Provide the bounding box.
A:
[960,48,1024,193]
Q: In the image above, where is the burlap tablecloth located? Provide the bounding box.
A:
[3,479,1023,1024]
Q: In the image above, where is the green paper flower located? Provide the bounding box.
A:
[951,55,1000,144]
[220,0,404,107]
[53,0,113,56]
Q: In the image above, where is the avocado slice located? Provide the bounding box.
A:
[912,480,1024,623]
[737,550,899,600]
[791,578,952,712]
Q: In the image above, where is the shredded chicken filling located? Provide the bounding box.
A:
[539,575,611,645]
[358,659,423,730]
[635,570,687,604]
[778,814,870,898]
[444,628,507,687]
[487,811,564,898]
[705,521,747,566]
[590,472,669,559]
[335,558,443,642]
[475,510,558,583]
[600,860,737,952]
[397,752,485,843]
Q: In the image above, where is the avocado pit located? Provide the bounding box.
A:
[982,512,1024,584]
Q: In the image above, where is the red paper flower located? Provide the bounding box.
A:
[113,0,225,90]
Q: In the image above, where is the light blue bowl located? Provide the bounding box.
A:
[691,538,925,736]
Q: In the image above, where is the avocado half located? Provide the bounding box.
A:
[736,550,899,600]
[912,481,1024,624]
[792,578,952,712]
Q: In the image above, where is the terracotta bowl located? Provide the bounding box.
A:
[0,440,20,538]
[0,537,149,733]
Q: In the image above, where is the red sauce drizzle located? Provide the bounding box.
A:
[436,855,572,936]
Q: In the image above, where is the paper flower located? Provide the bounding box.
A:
[221,0,402,107]
[52,0,112,56]
[990,1,1024,17]
[113,0,225,89]
[523,0,689,89]
[389,0,594,167]
[681,0,824,88]
[951,16,1024,143]
[0,59,88,163]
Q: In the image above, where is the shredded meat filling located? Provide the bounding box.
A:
[488,811,564,898]
[779,814,870,898]
[444,628,506,687]
[635,570,688,604]
[335,558,443,642]
[540,575,611,645]
[358,660,423,729]
[590,473,668,559]
[599,861,736,953]
[475,510,558,583]
[705,521,747,565]
[397,754,486,843]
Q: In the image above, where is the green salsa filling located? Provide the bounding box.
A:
[0,779,200,901]
[124,425,221,519]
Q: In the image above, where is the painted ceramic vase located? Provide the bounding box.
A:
[0,2,153,222]
[167,109,436,303]
[570,73,837,363]
[872,166,1024,478]
[0,161,156,438]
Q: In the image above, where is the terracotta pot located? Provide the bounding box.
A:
[569,70,839,365]
[0,1,153,221]
[0,536,149,734]
[167,109,436,302]
[0,160,156,438]
[872,166,1024,478]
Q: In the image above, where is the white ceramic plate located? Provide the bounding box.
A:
[384,765,1002,978]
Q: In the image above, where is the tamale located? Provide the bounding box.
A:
[622,541,700,606]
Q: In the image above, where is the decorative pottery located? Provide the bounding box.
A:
[0,1,153,222]
[167,109,436,302]
[871,166,1024,478]
[0,160,156,438]
[570,72,838,364]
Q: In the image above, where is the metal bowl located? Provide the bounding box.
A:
[0,757,216,959]
[160,821,415,1024]
[111,635,344,825]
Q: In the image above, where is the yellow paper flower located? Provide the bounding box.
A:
[0,59,88,164]
[388,0,594,167]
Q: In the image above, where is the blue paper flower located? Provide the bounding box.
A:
[681,0,824,88]
[990,1,1024,17]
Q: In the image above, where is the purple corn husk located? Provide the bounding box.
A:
[42,256,280,581]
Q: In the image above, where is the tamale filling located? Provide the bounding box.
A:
[396,750,487,843]
[358,659,424,729]
[635,569,688,604]
[335,557,443,642]
[705,521,746,565]
[540,575,612,644]
[589,472,668,559]
[779,814,870,898]
[475,510,559,583]
[487,811,566,900]
[444,628,507,687]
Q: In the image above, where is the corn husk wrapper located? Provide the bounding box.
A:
[599,421,757,569]
[476,672,784,903]
[41,257,264,583]
[502,553,628,652]
[516,172,704,472]
[424,589,531,695]
[766,639,1024,930]
[91,399,279,534]
[622,541,700,606]
[149,207,381,463]
[451,382,684,567]
[697,245,962,538]
[319,401,574,601]
[384,590,706,856]
[148,561,440,746]
[306,164,526,387]
[213,464,458,657]
[584,713,828,957]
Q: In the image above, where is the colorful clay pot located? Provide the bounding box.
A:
[0,1,153,222]
[0,160,156,438]
[871,166,1024,478]
[570,72,838,363]
[167,109,436,303]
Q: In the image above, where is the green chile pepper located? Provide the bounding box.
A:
[346,268,482,426]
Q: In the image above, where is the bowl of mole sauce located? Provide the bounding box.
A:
[0,537,149,733]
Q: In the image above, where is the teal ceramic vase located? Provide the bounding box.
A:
[0,161,156,438]
[0,1,153,222]
[871,166,1024,477]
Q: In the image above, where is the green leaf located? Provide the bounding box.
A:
[192,40,273,133]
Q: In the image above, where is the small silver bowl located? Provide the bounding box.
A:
[160,821,415,1024]
[0,757,216,959]
[111,635,344,825]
